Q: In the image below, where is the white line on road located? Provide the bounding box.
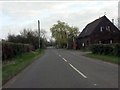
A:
[59,55,61,57]
[68,63,87,78]
[93,84,97,86]
[62,58,67,62]
[58,54,67,62]
[57,54,87,78]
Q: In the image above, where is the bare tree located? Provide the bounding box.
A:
[40,29,47,39]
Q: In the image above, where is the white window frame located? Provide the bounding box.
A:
[108,26,110,31]
[99,41,101,44]
[110,40,113,44]
[106,26,110,31]
[82,43,85,47]
[100,27,103,32]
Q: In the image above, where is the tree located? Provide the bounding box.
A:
[7,28,47,49]
[50,21,68,48]
[8,34,16,43]
[50,20,79,48]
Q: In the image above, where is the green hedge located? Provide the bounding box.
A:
[2,42,33,61]
[90,44,120,57]
[113,44,120,56]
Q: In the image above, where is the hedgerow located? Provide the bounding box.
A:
[113,44,120,56]
[2,41,33,61]
[90,44,120,57]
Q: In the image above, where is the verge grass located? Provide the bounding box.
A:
[2,49,44,84]
[85,53,119,64]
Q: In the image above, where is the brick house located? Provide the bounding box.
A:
[77,15,120,48]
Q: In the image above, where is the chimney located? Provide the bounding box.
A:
[112,19,114,24]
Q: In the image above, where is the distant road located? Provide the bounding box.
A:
[3,48,118,88]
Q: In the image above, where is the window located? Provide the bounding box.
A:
[99,41,101,44]
[82,43,85,47]
[106,26,110,31]
[100,27,103,32]
[110,40,113,44]
[108,26,110,31]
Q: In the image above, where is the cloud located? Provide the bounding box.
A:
[0,1,119,40]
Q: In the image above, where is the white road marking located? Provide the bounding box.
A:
[68,63,87,78]
[62,58,67,62]
[59,55,61,57]
[93,84,97,86]
[58,54,87,79]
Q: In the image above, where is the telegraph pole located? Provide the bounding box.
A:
[38,20,40,49]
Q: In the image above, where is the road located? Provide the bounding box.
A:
[3,48,118,88]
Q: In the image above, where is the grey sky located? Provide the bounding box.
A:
[0,1,119,40]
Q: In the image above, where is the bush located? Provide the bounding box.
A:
[90,44,104,54]
[103,45,113,55]
[90,44,120,57]
[113,44,120,56]
[2,41,33,61]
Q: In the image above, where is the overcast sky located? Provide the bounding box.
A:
[0,1,119,40]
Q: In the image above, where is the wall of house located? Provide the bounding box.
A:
[77,16,120,49]
[78,36,91,48]
[90,17,120,44]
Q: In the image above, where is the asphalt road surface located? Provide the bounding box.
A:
[3,48,118,88]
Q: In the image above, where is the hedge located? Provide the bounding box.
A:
[113,44,120,56]
[90,44,120,57]
[2,41,33,61]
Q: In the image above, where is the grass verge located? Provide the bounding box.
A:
[85,53,120,64]
[2,49,45,84]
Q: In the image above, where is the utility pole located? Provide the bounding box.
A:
[38,20,40,49]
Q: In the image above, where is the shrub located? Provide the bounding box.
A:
[90,44,104,54]
[103,45,113,55]
[113,44,120,57]
[2,41,33,61]
[90,44,120,56]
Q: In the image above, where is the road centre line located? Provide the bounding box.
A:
[68,63,87,79]
[58,54,67,62]
[57,54,87,78]
[93,84,97,86]
[59,55,61,57]
[62,58,67,62]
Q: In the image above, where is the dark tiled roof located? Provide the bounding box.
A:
[79,16,107,38]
